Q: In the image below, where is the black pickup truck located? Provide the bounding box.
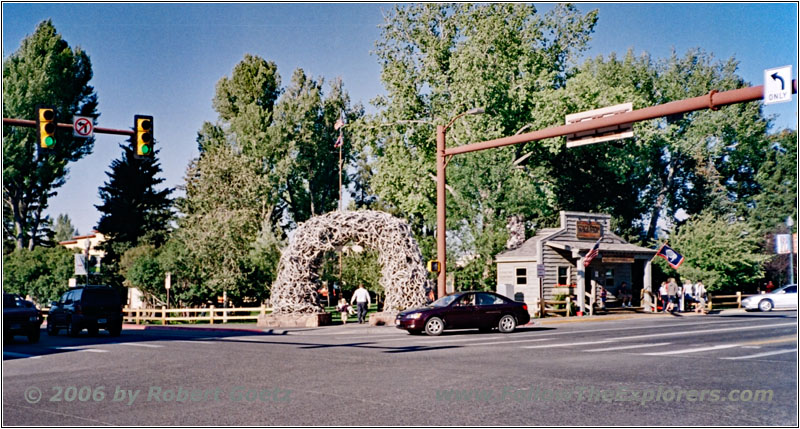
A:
[3,293,43,343]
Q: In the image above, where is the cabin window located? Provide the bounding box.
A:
[604,268,615,288]
[557,266,569,286]
[515,268,527,285]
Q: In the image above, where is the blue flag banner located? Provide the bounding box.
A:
[656,243,684,269]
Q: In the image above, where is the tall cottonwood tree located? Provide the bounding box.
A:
[366,3,598,289]
[3,20,98,250]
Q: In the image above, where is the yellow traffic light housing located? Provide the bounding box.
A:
[427,260,441,273]
[134,115,153,158]
[36,106,56,152]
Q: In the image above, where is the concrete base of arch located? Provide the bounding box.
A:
[257,312,332,328]
[368,311,398,326]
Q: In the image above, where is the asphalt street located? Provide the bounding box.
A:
[3,311,797,426]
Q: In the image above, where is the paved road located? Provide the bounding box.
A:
[3,311,796,425]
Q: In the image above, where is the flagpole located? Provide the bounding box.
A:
[337,117,344,305]
[650,241,667,263]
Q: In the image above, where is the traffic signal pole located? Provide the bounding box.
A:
[2,117,135,137]
[435,79,797,299]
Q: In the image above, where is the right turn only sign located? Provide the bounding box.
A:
[764,65,792,105]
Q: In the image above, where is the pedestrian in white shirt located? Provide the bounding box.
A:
[350,283,371,324]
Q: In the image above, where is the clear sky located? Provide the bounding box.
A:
[2,3,798,235]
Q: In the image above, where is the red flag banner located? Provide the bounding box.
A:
[334,134,343,148]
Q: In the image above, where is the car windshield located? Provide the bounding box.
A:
[430,295,459,307]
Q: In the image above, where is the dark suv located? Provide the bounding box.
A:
[3,293,43,343]
[48,286,123,337]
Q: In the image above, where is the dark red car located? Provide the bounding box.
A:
[395,291,531,336]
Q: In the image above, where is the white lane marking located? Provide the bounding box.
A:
[585,342,672,352]
[720,348,797,360]
[172,340,214,345]
[52,346,108,353]
[612,322,796,342]
[3,352,40,359]
[523,340,613,349]
[466,338,551,346]
[641,344,740,356]
[113,342,164,348]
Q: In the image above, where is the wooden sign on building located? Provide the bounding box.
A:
[576,221,602,239]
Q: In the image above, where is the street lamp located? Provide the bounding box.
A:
[435,107,485,299]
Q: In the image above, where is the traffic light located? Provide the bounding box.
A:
[134,115,153,158]
[36,106,56,152]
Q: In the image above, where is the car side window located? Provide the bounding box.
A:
[457,294,475,306]
[59,291,71,304]
[476,293,501,306]
[784,286,797,293]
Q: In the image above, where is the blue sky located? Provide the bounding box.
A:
[2,3,798,235]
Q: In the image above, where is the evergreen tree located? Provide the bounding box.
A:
[95,143,173,264]
[53,213,78,242]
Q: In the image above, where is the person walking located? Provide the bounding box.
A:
[694,281,707,314]
[337,297,351,324]
[350,283,371,324]
[659,281,669,313]
[666,278,679,313]
[682,279,694,312]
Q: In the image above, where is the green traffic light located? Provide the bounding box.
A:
[45,136,55,147]
[141,145,150,154]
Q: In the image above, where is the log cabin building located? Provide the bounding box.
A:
[495,211,657,314]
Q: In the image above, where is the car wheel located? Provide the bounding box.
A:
[68,318,81,337]
[108,323,122,337]
[47,321,58,336]
[498,314,517,333]
[424,317,444,336]
[758,299,774,312]
[27,328,40,343]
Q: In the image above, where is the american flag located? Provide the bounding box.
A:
[334,118,345,130]
[334,134,343,148]
[583,237,602,267]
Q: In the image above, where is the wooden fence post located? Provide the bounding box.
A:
[260,304,266,317]
[708,294,713,311]
[223,307,228,323]
[209,305,215,324]
[736,291,742,308]
[135,308,140,325]
[566,296,572,317]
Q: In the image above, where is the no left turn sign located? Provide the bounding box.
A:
[73,116,94,138]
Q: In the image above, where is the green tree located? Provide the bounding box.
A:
[749,129,798,236]
[3,20,98,250]
[53,213,78,243]
[94,143,173,294]
[662,212,768,292]
[3,246,74,304]
[367,3,598,286]
[174,144,277,303]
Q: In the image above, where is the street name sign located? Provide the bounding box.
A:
[566,102,634,147]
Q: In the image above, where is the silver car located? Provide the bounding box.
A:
[742,284,797,312]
